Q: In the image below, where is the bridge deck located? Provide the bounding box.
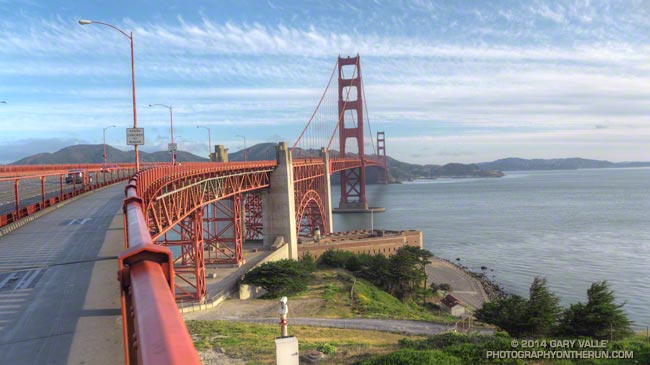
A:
[0,184,125,364]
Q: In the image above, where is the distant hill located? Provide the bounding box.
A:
[11,144,208,164]
[227,142,277,162]
[10,143,503,183]
[477,157,650,171]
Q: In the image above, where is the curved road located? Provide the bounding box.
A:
[0,184,125,364]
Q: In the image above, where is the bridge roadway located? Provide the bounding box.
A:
[0,174,116,215]
[0,184,125,364]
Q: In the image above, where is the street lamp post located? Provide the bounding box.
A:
[78,19,140,172]
[103,125,116,164]
[196,126,212,160]
[236,134,247,161]
[149,104,175,164]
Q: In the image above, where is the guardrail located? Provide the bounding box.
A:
[0,167,136,229]
[119,173,202,365]
[0,162,167,176]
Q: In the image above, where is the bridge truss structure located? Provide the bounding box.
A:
[1,55,389,365]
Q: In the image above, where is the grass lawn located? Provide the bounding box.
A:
[187,320,425,364]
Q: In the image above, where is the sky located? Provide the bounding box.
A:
[1,0,650,164]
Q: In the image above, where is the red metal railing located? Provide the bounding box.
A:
[0,162,166,177]
[0,166,136,229]
[119,178,201,365]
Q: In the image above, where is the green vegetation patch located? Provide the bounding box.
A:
[352,277,447,322]
[288,269,454,323]
[187,319,423,364]
[360,332,650,365]
[358,349,463,365]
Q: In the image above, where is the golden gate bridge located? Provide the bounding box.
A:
[0,55,388,365]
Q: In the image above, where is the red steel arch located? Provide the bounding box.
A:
[296,189,327,237]
[292,158,329,237]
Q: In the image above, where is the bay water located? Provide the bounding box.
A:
[332,168,650,329]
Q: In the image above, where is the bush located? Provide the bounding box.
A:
[316,343,336,355]
[318,249,355,268]
[318,248,436,304]
[438,283,452,292]
[299,253,317,272]
[358,349,462,365]
[242,259,313,298]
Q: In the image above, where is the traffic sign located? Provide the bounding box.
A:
[168,143,177,153]
[126,128,144,145]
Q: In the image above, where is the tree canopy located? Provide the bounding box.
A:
[242,258,314,298]
[557,281,632,340]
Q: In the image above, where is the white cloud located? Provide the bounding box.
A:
[3,3,650,163]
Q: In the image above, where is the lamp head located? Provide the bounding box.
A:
[78,20,93,25]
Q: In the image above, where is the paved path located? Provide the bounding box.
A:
[426,257,489,310]
[0,184,125,365]
[211,317,453,336]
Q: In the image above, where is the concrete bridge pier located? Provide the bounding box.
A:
[212,145,229,162]
[320,148,334,233]
[262,142,298,258]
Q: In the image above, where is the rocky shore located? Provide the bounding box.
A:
[438,257,509,302]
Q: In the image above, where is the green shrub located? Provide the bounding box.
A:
[316,343,337,355]
[299,253,317,272]
[420,332,472,349]
[242,259,313,298]
[318,249,355,268]
[358,349,462,365]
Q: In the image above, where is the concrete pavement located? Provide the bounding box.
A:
[0,184,125,364]
[0,174,118,215]
[426,257,489,311]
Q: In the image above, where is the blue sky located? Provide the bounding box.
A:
[1,0,650,164]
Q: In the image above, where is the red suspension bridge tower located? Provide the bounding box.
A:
[337,55,368,210]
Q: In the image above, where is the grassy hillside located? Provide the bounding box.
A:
[187,320,422,364]
[11,144,209,164]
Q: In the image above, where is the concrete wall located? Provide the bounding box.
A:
[445,304,466,317]
[297,230,422,259]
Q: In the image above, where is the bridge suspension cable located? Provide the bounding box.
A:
[362,76,377,157]
[291,55,381,163]
[291,60,337,156]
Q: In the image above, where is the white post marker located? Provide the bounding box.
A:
[275,296,299,365]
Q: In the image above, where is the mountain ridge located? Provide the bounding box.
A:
[10,144,649,178]
[8,143,503,183]
[477,157,650,171]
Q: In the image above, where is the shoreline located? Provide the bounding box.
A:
[433,256,508,302]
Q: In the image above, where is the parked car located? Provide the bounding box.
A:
[65,169,92,184]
